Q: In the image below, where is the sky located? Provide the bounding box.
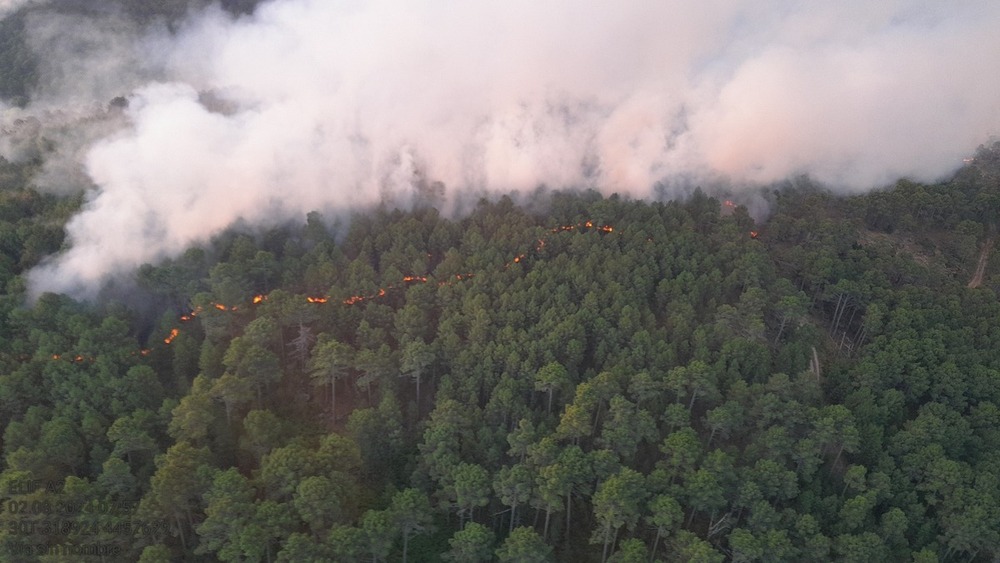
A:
[1,0,998,298]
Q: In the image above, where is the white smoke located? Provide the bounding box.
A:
[0,0,34,19]
[8,0,1000,297]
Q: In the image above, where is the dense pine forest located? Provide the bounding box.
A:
[0,141,998,561]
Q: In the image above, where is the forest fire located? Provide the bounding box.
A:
[180,306,202,321]
[164,328,179,345]
[749,231,759,239]
[88,221,616,362]
[547,220,616,234]
[37,217,626,373]
[50,353,94,363]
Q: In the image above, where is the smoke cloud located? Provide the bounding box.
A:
[4,0,999,297]
[0,0,34,19]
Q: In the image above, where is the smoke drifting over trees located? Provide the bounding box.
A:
[0,0,998,297]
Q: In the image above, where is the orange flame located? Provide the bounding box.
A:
[585,220,593,228]
[599,225,613,233]
[52,354,60,360]
[213,303,227,311]
[140,349,150,356]
[307,296,329,304]
[724,200,735,208]
[749,231,759,239]
[253,295,265,304]
[164,328,179,345]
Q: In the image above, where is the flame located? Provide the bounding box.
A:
[724,200,735,208]
[39,220,622,361]
[749,231,759,239]
[550,220,614,235]
[164,328,179,345]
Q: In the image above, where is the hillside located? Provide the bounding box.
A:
[0,145,999,560]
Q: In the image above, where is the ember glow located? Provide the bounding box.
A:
[45,217,760,367]
[550,220,616,235]
[164,328,180,345]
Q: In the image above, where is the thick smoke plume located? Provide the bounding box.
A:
[3,0,999,297]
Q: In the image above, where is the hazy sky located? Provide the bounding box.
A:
[3,0,998,297]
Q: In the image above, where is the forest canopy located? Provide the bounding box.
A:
[0,142,999,561]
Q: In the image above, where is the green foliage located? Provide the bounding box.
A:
[496,526,553,563]
[2,184,1000,561]
[445,522,495,562]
